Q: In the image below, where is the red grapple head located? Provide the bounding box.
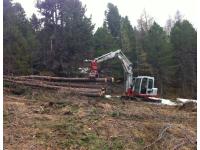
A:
[90,60,98,71]
[89,60,99,78]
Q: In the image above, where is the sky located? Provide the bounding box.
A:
[13,0,198,30]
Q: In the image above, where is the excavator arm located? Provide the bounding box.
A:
[85,49,133,94]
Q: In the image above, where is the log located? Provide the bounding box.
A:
[3,75,110,97]
[4,77,107,89]
[42,81,107,89]
[15,75,114,83]
[4,78,58,90]
[79,92,104,97]
[4,76,108,86]
[4,79,103,94]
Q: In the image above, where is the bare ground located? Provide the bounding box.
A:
[3,88,197,150]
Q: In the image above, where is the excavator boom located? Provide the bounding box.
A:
[85,49,133,94]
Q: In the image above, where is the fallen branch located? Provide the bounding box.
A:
[144,125,172,149]
[183,130,197,145]
[172,139,187,150]
[172,128,196,150]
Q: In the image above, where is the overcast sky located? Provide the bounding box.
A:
[13,0,198,30]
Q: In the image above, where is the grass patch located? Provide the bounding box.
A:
[90,106,103,115]
[3,110,14,124]
[3,110,9,122]
[79,133,109,150]
[110,138,124,149]
[52,118,82,136]
[136,138,145,145]
[109,111,145,120]
[35,132,50,141]
[70,104,79,113]
[48,118,109,149]
[110,111,121,117]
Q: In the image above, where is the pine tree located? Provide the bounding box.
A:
[30,13,41,32]
[143,22,175,96]
[120,16,136,52]
[135,49,154,76]
[104,3,121,48]
[170,20,197,98]
[4,0,36,75]
[105,3,121,38]
[36,0,94,75]
[93,25,122,78]
[94,26,117,56]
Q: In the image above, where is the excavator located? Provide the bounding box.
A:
[84,49,159,101]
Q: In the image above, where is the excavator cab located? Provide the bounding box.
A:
[133,76,158,98]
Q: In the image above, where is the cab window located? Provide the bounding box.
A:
[148,79,153,89]
[134,78,141,93]
[141,78,147,94]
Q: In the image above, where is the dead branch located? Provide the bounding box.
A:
[172,127,196,150]
[183,130,197,145]
[144,125,172,149]
[172,139,187,150]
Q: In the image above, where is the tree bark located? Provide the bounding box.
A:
[14,75,114,83]
[4,79,104,96]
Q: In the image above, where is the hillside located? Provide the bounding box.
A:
[4,88,197,149]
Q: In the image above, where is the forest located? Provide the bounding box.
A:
[3,0,197,98]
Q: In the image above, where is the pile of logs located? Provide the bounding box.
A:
[3,75,114,97]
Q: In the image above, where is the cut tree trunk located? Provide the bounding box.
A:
[4,76,107,89]
[14,75,114,83]
[3,75,113,97]
[4,79,104,96]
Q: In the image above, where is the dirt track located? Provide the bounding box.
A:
[3,89,197,150]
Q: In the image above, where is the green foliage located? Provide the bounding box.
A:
[143,22,175,95]
[3,0,35,75]
[35,0,94,75]
[105,3,121,38]
[137,138,145,145]
[135,49,154,76]
[111,111,121,117]
[120,16,136,53]
[111,138,124,149]
[94,27,117,56]
[93,25,124,78]
[30,13,41,32]
[170,20,197,98]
